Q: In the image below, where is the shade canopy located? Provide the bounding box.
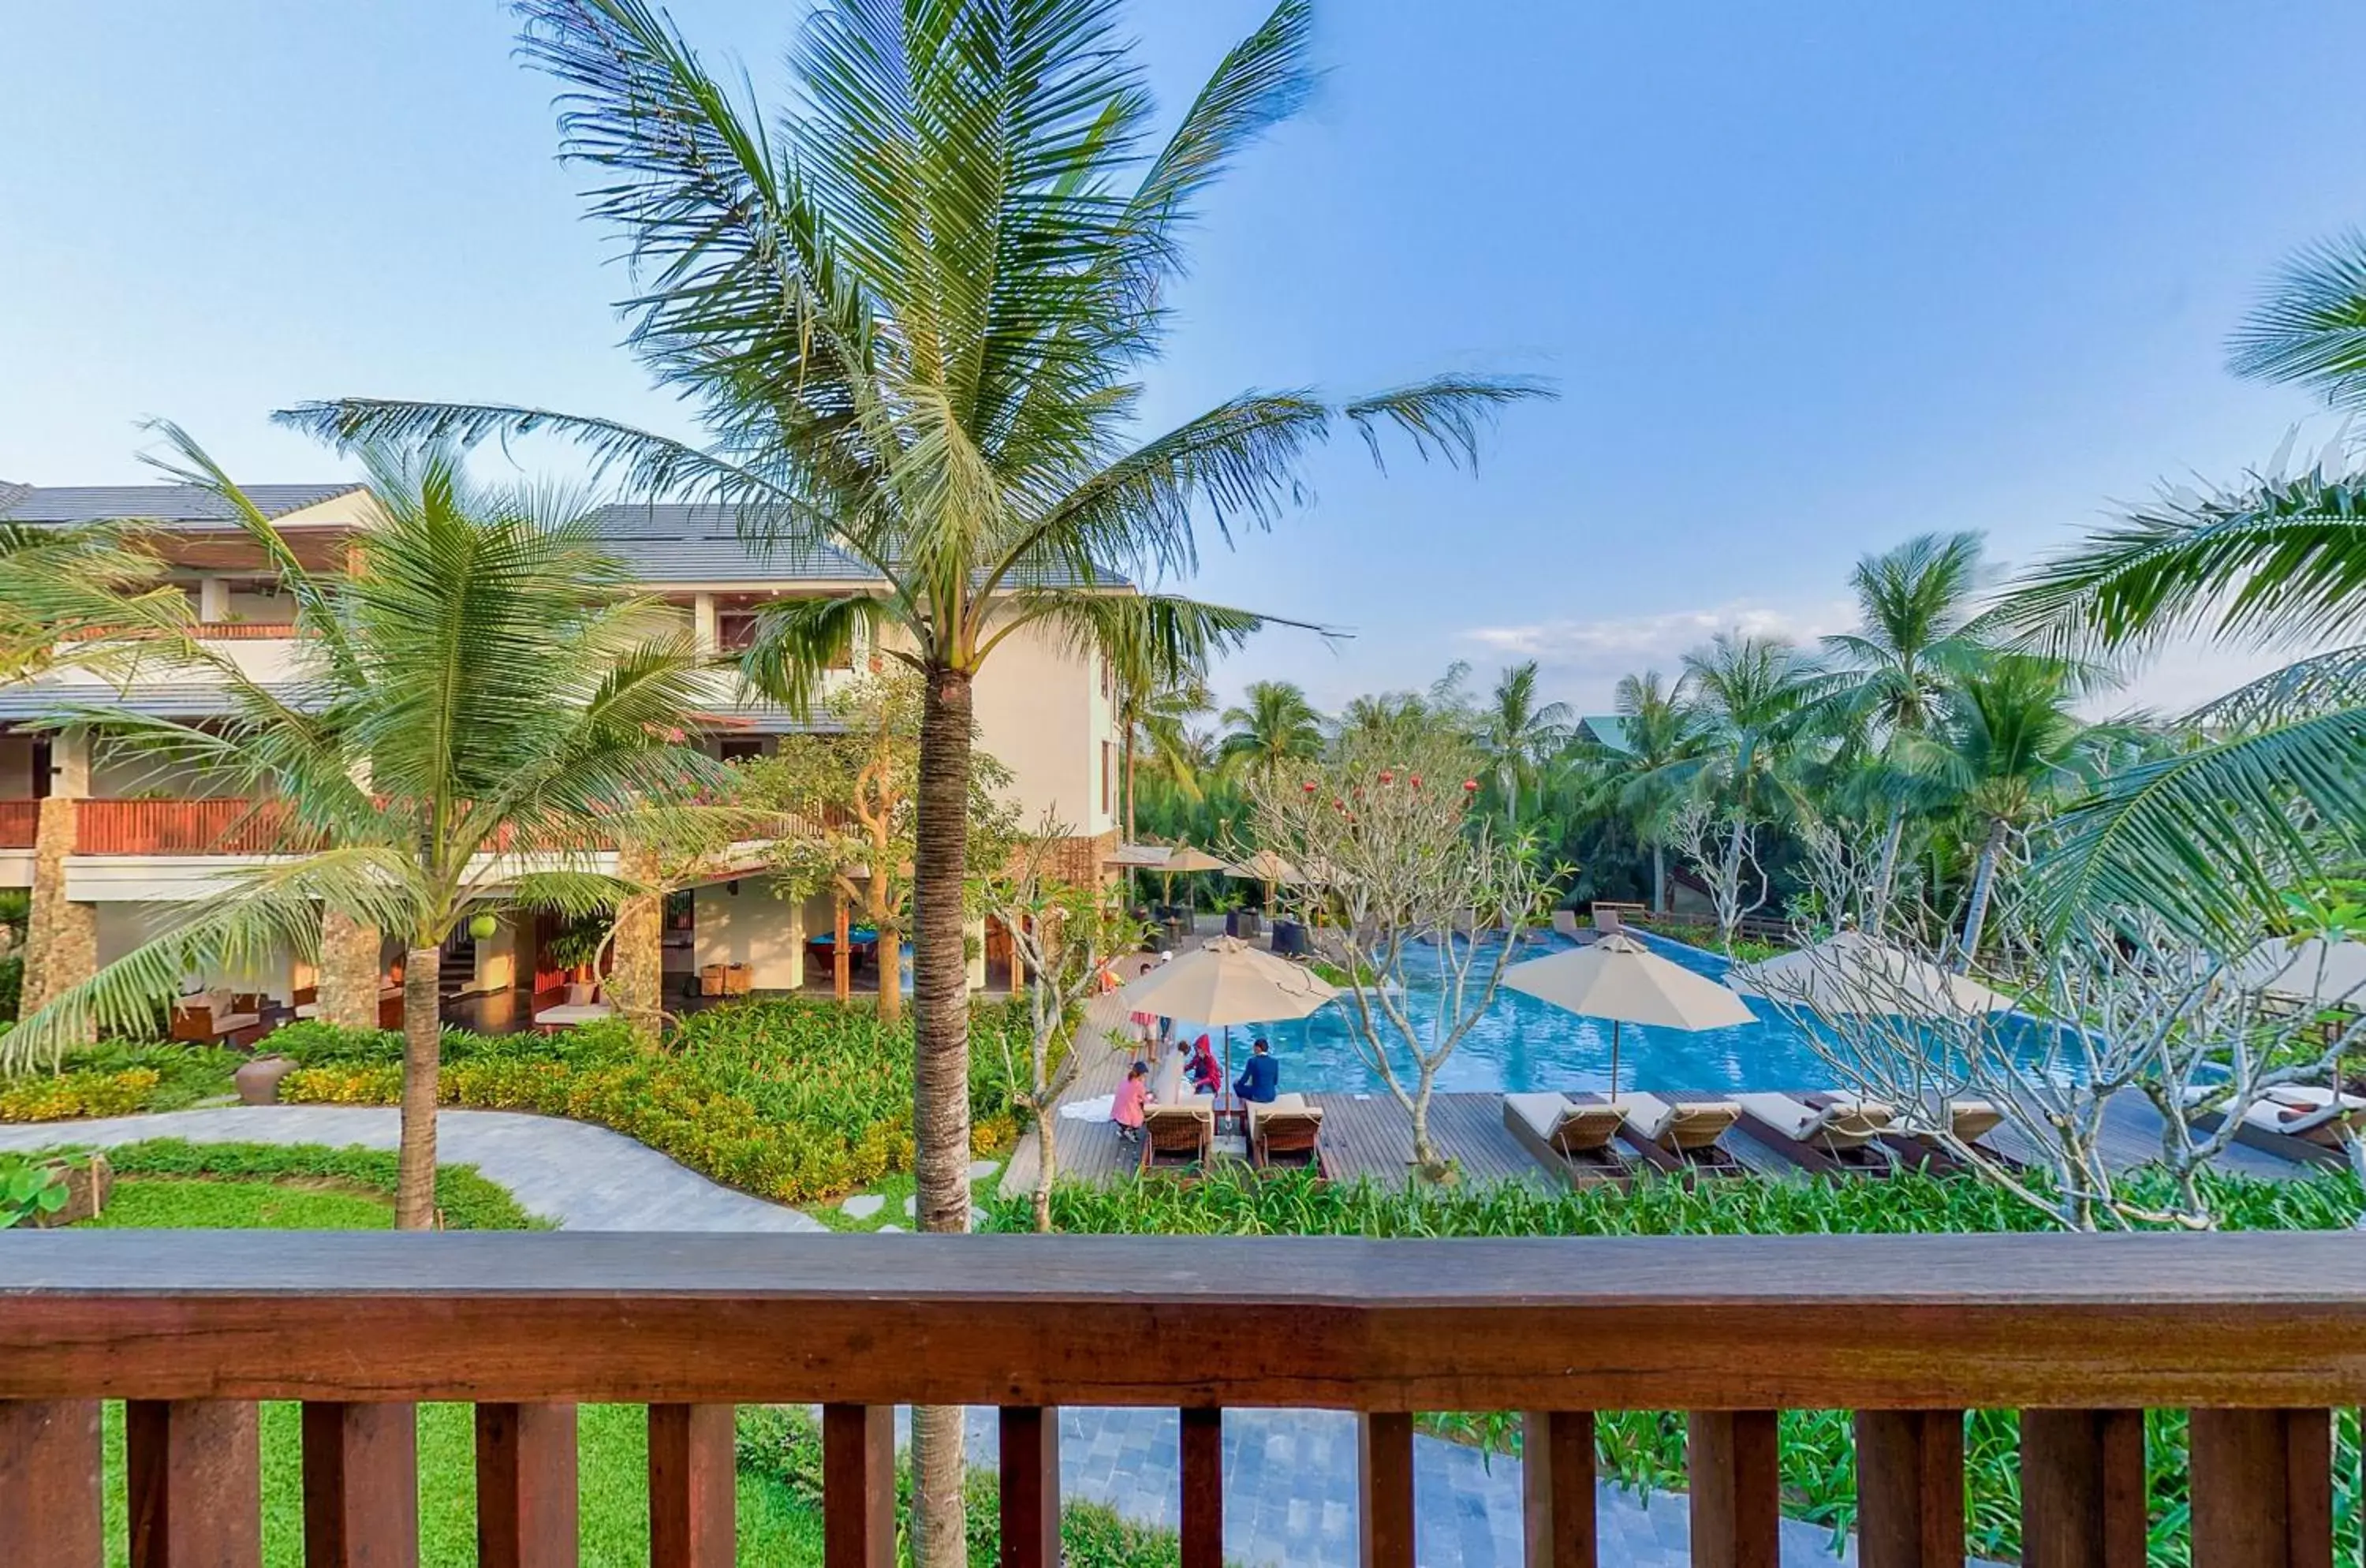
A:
[1106,935,1338,1027]
[1155,844,1232,875]
[1727,930,2015,1017]
[2235,936,2366,1007]
[1226,849,1304,885]
[1504,931,1757,1032]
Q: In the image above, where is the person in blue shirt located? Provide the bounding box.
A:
[1233,1037,1279,1104]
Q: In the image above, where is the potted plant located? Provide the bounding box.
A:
[543,920,607,1006]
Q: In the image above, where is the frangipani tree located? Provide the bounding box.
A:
[6,427,733,1229]
[1248,730,1560,1178]
[983,814,1143,1232]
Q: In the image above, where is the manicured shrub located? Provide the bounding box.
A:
[0,1067,161,1122]
[82,1138,545,1230]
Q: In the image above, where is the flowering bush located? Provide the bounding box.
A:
[0,1068,161,1122]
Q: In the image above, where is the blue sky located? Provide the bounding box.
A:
[7,2,2364,715]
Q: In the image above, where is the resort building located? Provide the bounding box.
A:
[0,481,1129,1035]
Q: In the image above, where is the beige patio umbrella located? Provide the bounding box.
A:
[2235,935,2366,1007]
[1102,935,1339,1088]
[1504,931,1756,1096]
[1226,848,1304,917]
[1727,929,2015,1017]
[1151,842,1231,912]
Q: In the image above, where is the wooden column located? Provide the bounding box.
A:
[1688,1410,1780,1568]
[648,1404,736,1568]
[2019,1409,2146,1568]
[823,1404,895,1568]
[476,1402,578,1568]
[1856,1409,1962,1568]
[834,892,851,1001]
[999,1406,1061,1568]
[127,1399,261,1568]
[2190,1408,2332,1568]
[1180,1407,1225,1568]
[1358,1413,1416,1568]
[1521,1410,1596,1568]
[303,1402,419,1568]
[0,1400,103,1568]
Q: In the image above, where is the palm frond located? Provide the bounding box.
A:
[2034,707,2366,938]
[738,595,905,715]
[1002,591,1284,688]
[1345,375,1558,472]
[2189,645,2366,733]
[2226,230,2366,409]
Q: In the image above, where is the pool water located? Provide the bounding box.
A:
[1177,931,2042,1097]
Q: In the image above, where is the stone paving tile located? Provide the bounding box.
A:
[0,1106,827,1232]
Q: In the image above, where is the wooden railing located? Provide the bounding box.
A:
[72,797,847,857]
[0,800,37,848]
[56,622,303,642]
[73,799,313,856]
[0,1230,2359,1566]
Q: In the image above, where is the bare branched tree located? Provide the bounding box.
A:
[1669,796,1768,952]
[983,816,1144,1231]
[1247,732,1561,1178]
[1769,905,2366,1230]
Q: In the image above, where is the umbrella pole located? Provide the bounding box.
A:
[1610,1019,1621,1099]
[1223,1025,1233,1100]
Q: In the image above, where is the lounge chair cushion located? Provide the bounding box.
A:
[1736,1092,1822,1142]
[1614,1092,1679,1144]
[1251,1094,1320,1130]
[1506,1092,1573,1143]
[1948,1099,2004,1144]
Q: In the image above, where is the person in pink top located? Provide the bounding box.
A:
[1111,1061,1151,1142]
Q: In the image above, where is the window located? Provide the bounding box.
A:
[718,737,764,764]
[1101,740,1112,815]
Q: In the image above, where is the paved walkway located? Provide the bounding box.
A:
[0,1106,826,1232]
[945,1406,1860,1567]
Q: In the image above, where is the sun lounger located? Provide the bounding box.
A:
[1551,909,1581,939]
[1502,1092,1632,1186]
[1734,1092,1896,1175]
[2244,1087,2366,1148]
[1248,1093,1329,1175]
[1876,1099,2014,1172]
[1140,1097,1216,1174]
[1612,1092,1745,1176]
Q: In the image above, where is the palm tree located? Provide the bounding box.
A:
[1907,655,2114,963]
[1474,660,1573,824]
[1580,670,1700,913]
[6,427,730,1229]
[278,3,1543,1548]
[1114,664,1211,848]
[2006,232,2366,934]
[0,518,185,677]
[1814,532,1994,924]
[1219,680,1326,779]
[1671,633,1819,929]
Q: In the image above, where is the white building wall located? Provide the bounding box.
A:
[693,877,804,989]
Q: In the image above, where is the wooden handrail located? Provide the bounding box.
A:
[69,798,841,857]
[0,1231,2349,1564]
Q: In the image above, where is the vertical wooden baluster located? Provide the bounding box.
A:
[1687,1410,1780,1568]
[1358,1413,1416,1568]
[998,1406,1061,1568]
[823,1405,896,1568]
[2019,1409,2146,1568]
[1180,1407,1225,1568]
[648,1405,736,1568]
[476,1403,579,1568]
[1521,1410,1596,1568]
[1855,1409,1963,1568]
[302,1402,419,1568]
[2191,1408,2333,1568]
[0,1399,103,1568]
[126,1399,261,1568]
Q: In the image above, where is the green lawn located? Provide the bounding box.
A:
[80,1177,395,1230]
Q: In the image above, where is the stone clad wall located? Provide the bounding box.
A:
[318,909,383,1030]
[21,797,94,1029]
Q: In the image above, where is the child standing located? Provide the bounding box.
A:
[1112,1061,1151,1142]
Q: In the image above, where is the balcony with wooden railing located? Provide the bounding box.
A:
[70,798,846,857]
[0,1230,2357,1566]
[0,800,39,849]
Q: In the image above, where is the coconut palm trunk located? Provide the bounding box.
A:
[1958,817,2008,968]
[910,664,976,1561]
[397,944,444,1228]
[1869,801,1908,930]
[1651,840,1666,913]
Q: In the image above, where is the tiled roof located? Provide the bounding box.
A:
[0,683,315,722]
[0,483,367,525]
[1577,715,1633,754]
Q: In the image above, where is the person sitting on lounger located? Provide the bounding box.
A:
[1233,1038,1280,1104]
[1113,1061,1152,1143]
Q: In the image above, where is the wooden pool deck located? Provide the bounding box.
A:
[998,1055,2319,1198]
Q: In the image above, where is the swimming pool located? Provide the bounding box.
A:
[1188,930,2030,1096]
